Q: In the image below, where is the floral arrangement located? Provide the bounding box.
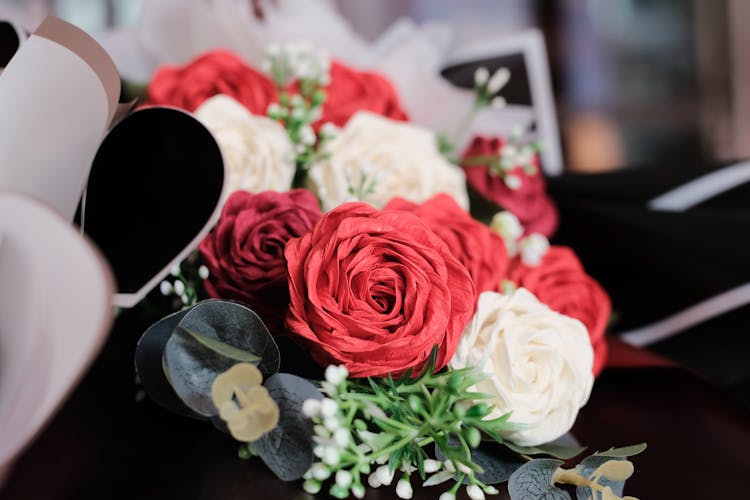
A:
[135,42,643,499]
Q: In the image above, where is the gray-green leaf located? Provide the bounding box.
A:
[594,443,647,458]
[508,459,570,500]
[178,326,262,363]
[163,300,280,416]
[506,441,586,460]
[253,373,323,481]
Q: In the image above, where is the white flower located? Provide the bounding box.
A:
[439,493,456,500]
[322,446,341,466]
[504,174,522,190]
[303,479,321,494]
[335,470,353,488]
[310,463,331,481]
[375,465,394,486]
[301,398,321,418]
[474,67,489,87]
[450,289,594,446]
[466,484,486,500]
[319,398,338,418]
[198,265,209,280]
[396,478,413,499]
[490,211,523,255]
[325,365,349,385]
[333,428,351,448]
[518,233,550,266]
[491,96,507,109]
[173,280,185,296]
[307,112,469,211]
[195,95,296,196]
[351,483,366,499]
[423,459,441,473]
[159,281,173,296]
[487,68,511,94]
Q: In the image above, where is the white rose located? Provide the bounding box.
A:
[307,111,469,211]
[195,95,295,196]
[450,288,593,446]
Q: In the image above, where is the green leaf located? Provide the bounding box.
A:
[177,326,262,363]
[163,300,280,416]
[253,373,323,481]
[508,459,570,500]
[594,443,647,458]
[505,441,586,460]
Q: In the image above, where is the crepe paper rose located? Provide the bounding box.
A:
[385,194,509,297]
[461,136,558,237]
[506,246,611,376]
[450,288,594,447]
[211,363,279,442]
[285,202,476,378]
[198,189,322,331]
[148,50,277,114]
[316,60,409,128]
[195,95,296,195]
[307,112,469,212]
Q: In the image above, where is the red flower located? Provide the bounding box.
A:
[385,194,508,297]
[506,246,611,376]
[461,136,558,237]
[285,203,475,378]
[198,190,322,331]
[148,50,277,114]
[316,60,408,128]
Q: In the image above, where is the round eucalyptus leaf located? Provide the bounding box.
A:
[575,455,627,500]
[134,307,204,419]
[253,373,323,481]
[508,459,570,500]
[163,300,280,416]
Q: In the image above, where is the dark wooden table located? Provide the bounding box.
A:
[2,312,749,499]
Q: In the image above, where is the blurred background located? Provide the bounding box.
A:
[0,0,746,173]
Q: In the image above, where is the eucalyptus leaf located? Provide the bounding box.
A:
[508,459,570,500]
[178,326,262,363]
[163,300,280,416]
[134,307,204,419]
[435,440,526,485]
[253,373,323,481]
[505,440,586,460]
[594,443,647,458]
[574,455,627,500]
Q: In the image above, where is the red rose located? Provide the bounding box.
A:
[148,50,277,114]
[506,246,611,376]
[198,190,322,330]
[385,194,509,297]
[285,203,475,378]
[461,136,558,237]
[316,60,408,128]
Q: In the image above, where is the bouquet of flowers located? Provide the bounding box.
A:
[133,42,644,500]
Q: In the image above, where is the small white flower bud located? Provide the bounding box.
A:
[504,174,522,190]
[313,425,330,438]
[444,460,455,473]
[310,463,331,481]
[485,485,499,495]
[267,103,282,116]
[474,67,489,86]
[423,459,441,473]
[490,211,523,242]
[375,465,394,486]
[198,265,209,280]
[303,479,321,494]
[439,492,456,500]
[491,96,507,109]
[368,472,382,488]
[351,483,366,499]
[335,470,353,488]
[456,462,473,474]
[320,122,339,138]
[324,416,341,431]
[396,478,413,499]
[173,280,185,296]
[170,264,181,276]
[319,398,338,418]
[487,67,511,94]
[322,447,341,466]
[313,445,325,458]
[302,398,321,418]
[159,281,173,296]
[519,233,550,266]
[299,125,316,146]
[180,294,189,305]
[333,428,350,448]
[325,364,348,385]
[375,454,389,465]
[467,484,486,500]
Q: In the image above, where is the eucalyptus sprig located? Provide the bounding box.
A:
[301,347,519,499]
